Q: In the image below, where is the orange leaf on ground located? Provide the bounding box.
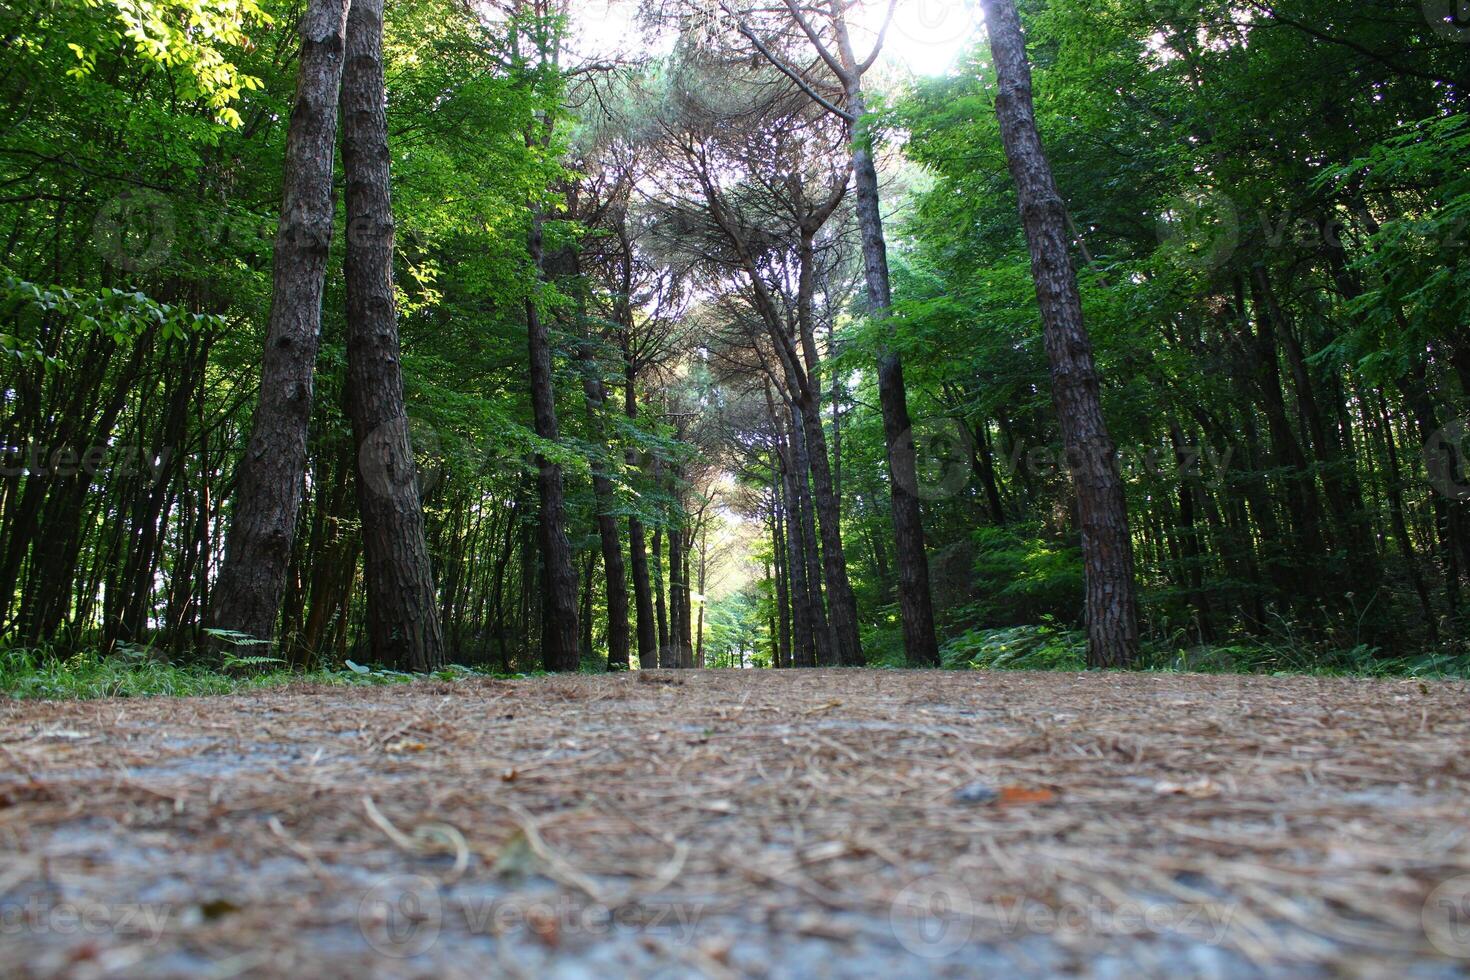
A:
[997,786,1056,805]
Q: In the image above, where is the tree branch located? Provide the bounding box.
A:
[778,0,849,80]
[858,0,899,74]
[724,9,855,122]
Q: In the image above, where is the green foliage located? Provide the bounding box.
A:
[0,646,520,700]
[968,526,1085,626]
[62,0,269,126]
[2,646,256,698]
[859,623,909,670]
[1140,640,1470,680]
[935,625,1470,679]
[867,0,1469,664]
[702,586,771,669]
[1,273,216,352]
[941,622,1087,672]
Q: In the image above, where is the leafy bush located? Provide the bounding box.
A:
[940,620,1087,671]
[969,525,1085,626]
[860,620,909,669]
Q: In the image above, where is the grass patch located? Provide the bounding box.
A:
[0,647,515,700]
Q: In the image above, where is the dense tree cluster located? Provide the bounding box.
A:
[1,0,1466,672]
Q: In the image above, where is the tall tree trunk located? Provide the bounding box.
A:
[579,550,595,657]
[794,234,863,665]
[821,5,940,668]
[771,492,792,668]
[578,324,630,670]
[680,526,695,667]
[696,519,708,668]
[846,100,937,669]
[781,450,819,668]
[340,0,445,672]
[623,363,657,667]
[786,400,835,666]
[1243,273,1329,580]
[980,0,1139,668]
[652,523,669,663]
[525,216,580,671]
[1370,391,1437,641]
[1169,423,1214,642]
[210,0,352,645]
[668,510,686,668]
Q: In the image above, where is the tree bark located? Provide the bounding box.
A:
[786,401,835,666]
[623,361,657,667]
[980,0,1139,668]
[696,525,707,669]
[525,214,580,671]
[340,0,445,672]
[771,489,792,667]
[794,232,864,665]
[668,506,686,668]
[578,299,630,670]
[845,94,938,669]
[210,0,352,645]
[653,519,669,662]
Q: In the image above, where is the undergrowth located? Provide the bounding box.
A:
[4,629,1468,701]
[937,622,1470,678]
[0,647,515,700]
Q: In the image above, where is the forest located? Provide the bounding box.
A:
[1,0,1468,682]
[5,3,1470,977]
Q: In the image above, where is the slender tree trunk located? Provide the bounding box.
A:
[980,0,1139,668]
[772,494,792,668]
[1243,273,1329,583]
[847,103,937,668]
[1170,423,1213,642]
[340,0,445,672]
[578,318,629,670]
[1371,392,1437,641]
[785,401,834,666]
[210,0,352,645]
[680,526,695,667]
[781,452,819,668]
[794,235,863,665]
[579,551,595,657]
[823,5,940,668]
[696,520,708,668]
[668,510,686,668]
[652,523,668,663]
[525,213,580,671]
[623,364,657,667]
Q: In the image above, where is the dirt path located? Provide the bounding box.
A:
[2,670,1469,978]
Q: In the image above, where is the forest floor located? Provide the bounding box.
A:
[2,670,1469,979]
